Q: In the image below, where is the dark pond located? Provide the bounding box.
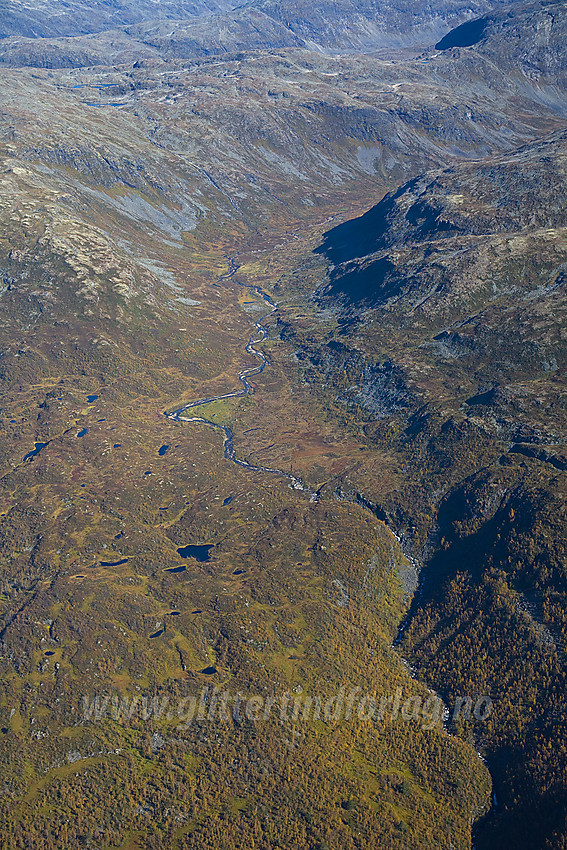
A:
[44,651,55,657]
[232,569,245,576]
[223,496,234,506]
[144,471,152,476]
[169,611,181,616]
[150,629,164,639]
[114,532,123,540]
[158,445,170,456]
[200,666,217,675]
[164,566,186,574]
[177,544,214,561]
[87,394,99,403]
[77,428,88,438]
[192,610,202,614]
[100,558,129,567]
[114,444,122,448]
[23,442,49,462]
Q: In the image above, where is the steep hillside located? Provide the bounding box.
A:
[253,0,523,50]
[292,124,567,850]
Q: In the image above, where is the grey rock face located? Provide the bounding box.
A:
[0,0,531,67]
[0,0,242,39]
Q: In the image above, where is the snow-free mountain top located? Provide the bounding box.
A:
[0,0,241,39]
[1,0,526,50]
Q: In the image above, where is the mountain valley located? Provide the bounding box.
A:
[0,0,565,848]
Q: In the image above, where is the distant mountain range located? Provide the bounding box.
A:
[0,0,240,39]
[0,0,533,66]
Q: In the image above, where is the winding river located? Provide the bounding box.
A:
[163,255,497,835]
[165,260,312,494]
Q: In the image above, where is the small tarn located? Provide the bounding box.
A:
[177,544,214,562]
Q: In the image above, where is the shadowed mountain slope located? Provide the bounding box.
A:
[295,127,567,850]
